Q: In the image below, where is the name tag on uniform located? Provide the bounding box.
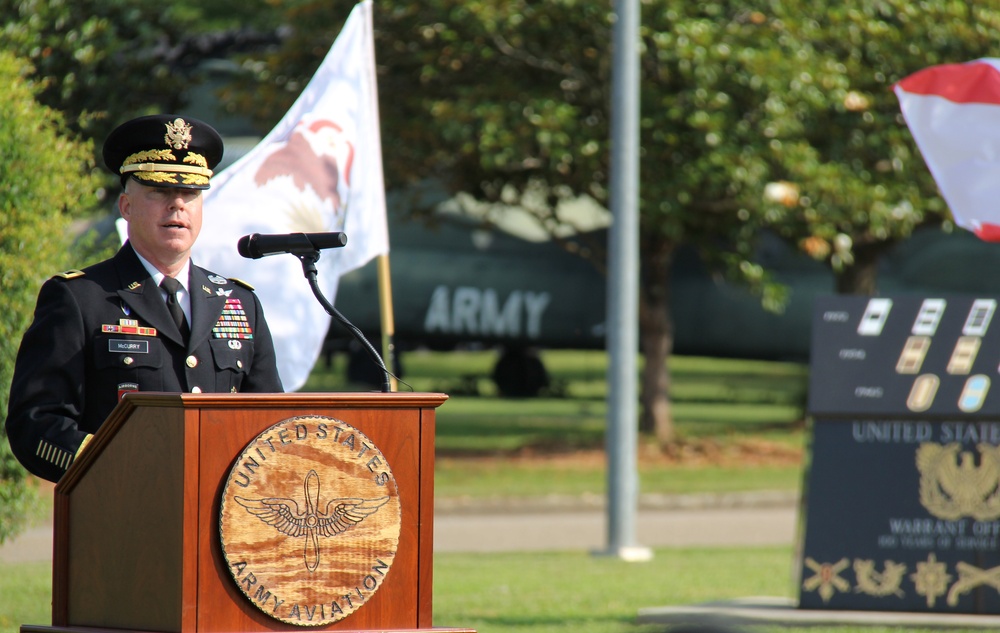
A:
[109,339,149,354]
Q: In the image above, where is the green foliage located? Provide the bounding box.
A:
[0,0,196,143]
[16,0,996,438]
[218,0,810,440]
[218,1,609,201]
[218,1,1000,286]
[0,0,284,161]
[0,51,102,544]
[758,2,1000,288]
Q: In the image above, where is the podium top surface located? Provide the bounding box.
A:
[125,391,450,410]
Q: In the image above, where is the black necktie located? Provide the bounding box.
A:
[160,277,189,339]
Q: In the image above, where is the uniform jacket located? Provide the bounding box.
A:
[6,244,284,482]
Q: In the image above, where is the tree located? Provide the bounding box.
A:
[214,0,1000,445]
[219,0,787,443]
[0,0,284,158]
[0,52,103,543]
[0,0,281,541]
[0,0,187,142]
[758,2,1000,294]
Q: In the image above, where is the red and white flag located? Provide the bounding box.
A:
[194,0,388,391]
[895,58,1000,241]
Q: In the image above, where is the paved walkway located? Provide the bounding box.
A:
[434,491,798,553]
[0,519,53,564]
[0,491,799,563]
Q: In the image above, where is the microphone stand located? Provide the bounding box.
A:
[295,250,391,393]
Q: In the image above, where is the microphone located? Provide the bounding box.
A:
[237,232,348,259]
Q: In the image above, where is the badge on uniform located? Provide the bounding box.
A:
[212,298,254,339]
[208,274,229,285]
[118,382,139,402]
[102,318,157,337]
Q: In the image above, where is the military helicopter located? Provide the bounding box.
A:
[328,191,611,396]
[203,126,1000,397]
[329,196,1000,397]
[326,190,829,395]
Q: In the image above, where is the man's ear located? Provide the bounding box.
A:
[118,189,131,221]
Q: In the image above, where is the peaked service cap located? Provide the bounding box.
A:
[103,114,224,190]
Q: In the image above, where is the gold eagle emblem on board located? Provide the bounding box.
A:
[916,442,1000,521]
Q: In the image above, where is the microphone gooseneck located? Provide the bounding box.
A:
[235,233,392,392]
[299,253,391,393]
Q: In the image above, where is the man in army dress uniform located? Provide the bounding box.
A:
[6,114,284,483]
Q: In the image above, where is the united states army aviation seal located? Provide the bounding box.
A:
[219,415,401,626]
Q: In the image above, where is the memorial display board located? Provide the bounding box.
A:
[801,294,1000,613]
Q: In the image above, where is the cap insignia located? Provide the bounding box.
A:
[164,118,193,150]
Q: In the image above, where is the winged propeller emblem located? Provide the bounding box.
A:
[235,469,389,572]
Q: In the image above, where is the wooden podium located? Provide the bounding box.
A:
[25,392,473,633]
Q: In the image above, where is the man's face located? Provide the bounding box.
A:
[119,180,204,273]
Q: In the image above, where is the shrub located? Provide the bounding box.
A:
[0,51,102,543]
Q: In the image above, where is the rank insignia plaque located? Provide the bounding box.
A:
[801,294,1000,614]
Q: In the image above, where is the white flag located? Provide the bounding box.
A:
[194,0,389,391]
[895,58,1000,241]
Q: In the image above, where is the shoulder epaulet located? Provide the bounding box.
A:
[55,270,85,280]
[230,277,255,290]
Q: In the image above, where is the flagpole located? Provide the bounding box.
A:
[377,254,398,391]
[603,0,651,562]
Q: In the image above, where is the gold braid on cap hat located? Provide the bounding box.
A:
[120,149,213,182]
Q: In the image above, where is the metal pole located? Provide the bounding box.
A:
[603,0,651,561]
[377,254,398,392]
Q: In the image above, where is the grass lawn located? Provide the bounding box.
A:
[0,562,50,633]
[3,548,984,633]
[307,349,809,500]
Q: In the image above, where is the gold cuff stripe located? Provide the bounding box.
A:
[36,438,74,471]
[122,162,214,178]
